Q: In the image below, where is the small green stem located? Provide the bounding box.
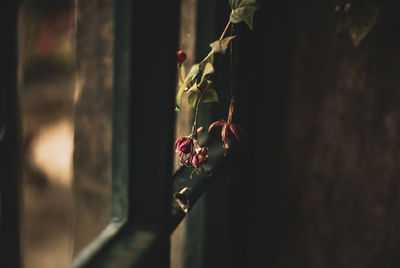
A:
[192,93,203,138]
[229,23,233,96]
[219,20,232,40]
[227,23,235,123]
[178,64,184,84]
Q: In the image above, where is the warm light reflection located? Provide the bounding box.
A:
[31,119,74,187]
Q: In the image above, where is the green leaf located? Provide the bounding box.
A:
[201,88,219,103]
[229,0,260,30]
[201,63,214,81]
[348,5,379,47]
[176,64,200,110]
[187,89,219,108]
[175,84,186,111]
[184,64,200,85]
[209,36,237,54]
[203,63,214,76]
[175,53,215,110]
[188,92,199,107]
[229,0,240,9]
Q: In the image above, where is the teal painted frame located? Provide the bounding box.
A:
[70,0,180,267]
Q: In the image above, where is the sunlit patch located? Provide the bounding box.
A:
[31,119,74,187]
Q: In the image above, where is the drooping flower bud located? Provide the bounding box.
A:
[209,119,244,153]
[177,50,187,65]
[191,147,208,168]
[174,136,192,154]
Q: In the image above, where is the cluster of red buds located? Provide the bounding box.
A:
[174,129,209,171]
[174,50,244,176]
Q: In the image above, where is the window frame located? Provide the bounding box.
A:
[70,0,181,267]
[0,2,22,268]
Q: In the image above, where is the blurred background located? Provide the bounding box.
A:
[19,0,113,267]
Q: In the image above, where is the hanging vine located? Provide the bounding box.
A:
[174,0,260,177]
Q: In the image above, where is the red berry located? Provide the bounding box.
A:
[177,50,187,65]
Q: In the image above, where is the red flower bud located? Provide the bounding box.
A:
[177,50,187,65]
[174,137,192,154]
[191,147,208,168]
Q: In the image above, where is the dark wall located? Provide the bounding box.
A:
[268,1,400,268]
[186,1,400,268]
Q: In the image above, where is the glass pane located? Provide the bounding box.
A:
[72,0,114,255]
[18,0,114,267]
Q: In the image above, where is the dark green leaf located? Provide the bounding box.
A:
[175,84,186,111]
[348,5,379,47]
[188,92,199,107]
[229,0,257,10]
[201,88,219,103]
[229,0,259,30]
[209,36,237,54]
[199,79,212,90]
[188,89,219,108]
[176,63,201,110]
[229,0,238,9]
[184,64,200,85]
[176,53,215,110]
[203,63,214,76]
[201,63,214,81]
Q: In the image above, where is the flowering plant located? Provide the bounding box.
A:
[174,0,259,176]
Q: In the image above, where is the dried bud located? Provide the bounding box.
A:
[196,126,205,136]
[177,50,187,65]
[191,147,208,168]
[209,120,244,153]
[174,136,192,154]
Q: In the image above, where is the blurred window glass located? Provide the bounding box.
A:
[19,0,115,267]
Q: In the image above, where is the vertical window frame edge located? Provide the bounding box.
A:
[70,0,180,267]
[0,2,22,268]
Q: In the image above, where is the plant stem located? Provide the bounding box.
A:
[227,23,235,123]
[192,93,203,138]
[219,20,232,40]
[229,23,233,96]
[178,65,184,84]
[227,96,235,123]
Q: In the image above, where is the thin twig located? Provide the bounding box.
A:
[192,93,203,138]
[219,20,232,40]
[229,23,234,96]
